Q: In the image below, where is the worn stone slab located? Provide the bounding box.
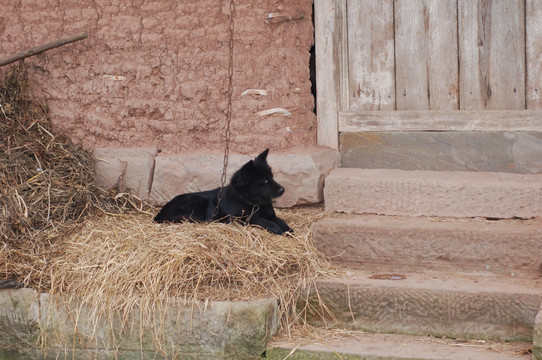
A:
[324,168,542,218]
[303,274,542,341]
[311,216,542,277]
[93,147,157,200]
[0,288,40,349]
[535,305,542,360]
[92,147,339,207]
[0,288,278,359]
[0,348,265,360]
[150,147,339,207]
[0,348,267,360]
[268,332,532,360]
[341,132,542,173]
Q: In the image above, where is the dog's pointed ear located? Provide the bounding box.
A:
[233,160,254,186]
[255,149,269,162]
[240,160,254,172]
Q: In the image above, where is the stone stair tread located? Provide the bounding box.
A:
[324,168,542,218]
[303,271,542,341]
[267,331,532,360]
[312,215,542,277]
[317,271,542,294]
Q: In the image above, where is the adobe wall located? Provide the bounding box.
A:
[0,0,316,155]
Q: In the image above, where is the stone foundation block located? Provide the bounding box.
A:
[535,306,542,360]
[150,147,339,207]
[324,168,542,218]
[93,147,157,200]
[340,132,542,173]
[0,288,278,359]
[0,288,40,349]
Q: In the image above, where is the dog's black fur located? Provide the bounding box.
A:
[154,149,293,235]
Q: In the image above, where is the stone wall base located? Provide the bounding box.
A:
[0,288,278,360]
[93,147,340,208]
[535,306,542,360]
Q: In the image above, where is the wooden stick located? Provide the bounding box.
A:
[0,32,88,67]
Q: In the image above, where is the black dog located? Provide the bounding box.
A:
[154,149,293,235]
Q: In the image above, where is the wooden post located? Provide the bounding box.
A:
[527,0,542,109]
[0,32,88,67]
[315,0,346,149]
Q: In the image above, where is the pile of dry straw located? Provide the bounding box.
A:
[0,65,335,332]
[0,65,143,288]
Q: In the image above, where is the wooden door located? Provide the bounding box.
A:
[315,0,542,149]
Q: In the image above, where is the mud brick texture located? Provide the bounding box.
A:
[0,0,316,155]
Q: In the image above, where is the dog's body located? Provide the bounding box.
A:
[154,149,292,235]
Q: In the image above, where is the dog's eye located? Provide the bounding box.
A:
[264,179,269,184]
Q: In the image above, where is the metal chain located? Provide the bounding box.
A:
[212,0,235,219]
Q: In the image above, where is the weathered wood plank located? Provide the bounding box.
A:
[395,0,428,110]
[458,0,525,110]
[340,131,542,174]
[424,0,459,110]
[315,0,346,148]
[394,0,458,110]
[527,0,542,109]
[337,0,349,112]
[347,0,395,111]
[339,110,542,132]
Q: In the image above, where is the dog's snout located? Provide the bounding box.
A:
[278,186,284,195]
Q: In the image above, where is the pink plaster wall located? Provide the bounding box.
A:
[0,0,316,154]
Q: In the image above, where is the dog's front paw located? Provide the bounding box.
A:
[274,218,293,234]
[268,224,287,235]
[274,225,294,236]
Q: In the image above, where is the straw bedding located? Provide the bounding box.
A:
[0,65,336,335]
[48,209,334,329]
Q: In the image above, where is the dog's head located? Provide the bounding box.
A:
[230,149,285,205]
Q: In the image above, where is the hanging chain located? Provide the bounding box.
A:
[212,0,235,219]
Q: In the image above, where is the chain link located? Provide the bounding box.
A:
[212,0,235,219]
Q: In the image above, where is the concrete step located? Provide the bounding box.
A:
[311,215,542,277]
[267,331,533,360]
[301,272,542,342]
[324,168,542,218]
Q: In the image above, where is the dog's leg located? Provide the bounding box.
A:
[249,216,290,235]
[271,216,293,233]
[249,204,293,234]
